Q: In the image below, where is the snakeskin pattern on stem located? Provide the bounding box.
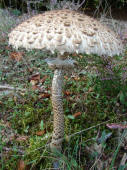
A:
[50,69,64,151]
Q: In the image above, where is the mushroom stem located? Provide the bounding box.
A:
[46,57,77,152]
[50,69,64,152]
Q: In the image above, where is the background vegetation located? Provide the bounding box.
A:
[0,0,127,12]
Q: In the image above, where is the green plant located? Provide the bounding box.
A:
[25,135,52,169]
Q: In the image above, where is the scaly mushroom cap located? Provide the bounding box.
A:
[9,9,123,56]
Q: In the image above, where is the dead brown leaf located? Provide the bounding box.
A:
[73,112,81,118]
[13,96,17,103]
[31,85,40,91]
[10,52,23,62]
[64,91,71,96]
[30,80,38,86]
[73,76,80,81]
[39,93,50,99]
[0,38,6,42]
[29,73,40,81]
[16,136,28,142]
[79,55,83,59]
[64,76,68,80]
[27,67,33,73]
[36,130,45,136]
[40,75,48,84]
[29,73,40,85]
[88,87,93,92]
[106,123,127,129]
[6,121,11,128]
[5,46,11,50]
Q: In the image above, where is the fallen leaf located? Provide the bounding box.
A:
[73,112,81,118]
[88,87,93,92]
[13,96,17,103]
[0,38,6,42]
[40,75,48,83]
[64,76,68,80]
[64,91,71,96]
[79,55,83,58]
[5,46,11,50]
[27,67,33,73]
[73,76,80,81]
[20,92,25,96]
[29,73,40,85]
[36,130,45,136]
[10,52,23,62]
[16,136,28,142]
[6,121,11,128]
[18,160,25,170]
[31,85,40,91]
[29,73,40,81]
[30,80,38,86]
[106,123,127,129]
[39,93,50,99]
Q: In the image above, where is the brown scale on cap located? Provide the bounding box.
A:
[9,9,123,56]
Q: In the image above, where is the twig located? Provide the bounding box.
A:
[0,84,26,92]
[77,0,86,10]
[67,119,111,139]
[0,84,26,96]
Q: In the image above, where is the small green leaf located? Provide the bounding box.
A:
[118,165,126,170]
[67,115,75,120]
[72,103,76,109]
[25,111,30,116]
[40,120,44,130]
[120,92,125,104]
[24,125,29,133]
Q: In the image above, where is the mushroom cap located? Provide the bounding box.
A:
[9,9,124,56]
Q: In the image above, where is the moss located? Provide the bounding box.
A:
[25,135,52,169]
[1,93,52,134]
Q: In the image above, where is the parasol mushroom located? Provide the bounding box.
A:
[9,9,124,152]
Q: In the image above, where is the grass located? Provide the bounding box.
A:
[0,8,127,169]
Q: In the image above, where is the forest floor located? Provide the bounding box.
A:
[0,8,127,169]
